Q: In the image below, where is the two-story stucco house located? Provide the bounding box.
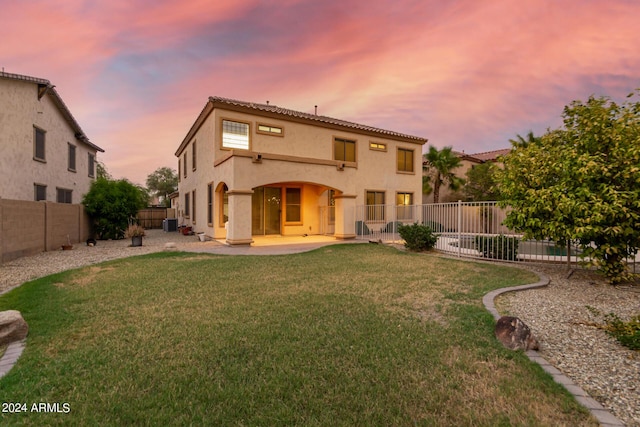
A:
[175,97,427,245]
[0,71,104,203]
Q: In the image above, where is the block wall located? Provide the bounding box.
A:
[0,198,91,263]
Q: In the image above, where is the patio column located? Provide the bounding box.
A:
[225,189,254,245]
[334,193,356,239]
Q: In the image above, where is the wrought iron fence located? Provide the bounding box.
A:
[354,201,638,268]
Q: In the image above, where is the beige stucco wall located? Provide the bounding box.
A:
[177,105,424,241]
[0,78,98,203]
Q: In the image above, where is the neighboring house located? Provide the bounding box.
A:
[175,97,427,245]
[422,148,510,203]
[0,71,104,203]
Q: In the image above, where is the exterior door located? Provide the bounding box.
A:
[252,186,281,235]
[264,187,281,234]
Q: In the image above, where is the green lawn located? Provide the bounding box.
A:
[0,244,596,426]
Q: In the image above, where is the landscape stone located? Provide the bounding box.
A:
[495,315,539,351]
[0,310,28,346]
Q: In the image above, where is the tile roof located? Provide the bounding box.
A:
[454,148,511,163]
[468,148,511,162]
[209,96,427,142]
[0,71,104,153]
[176,96,427,155]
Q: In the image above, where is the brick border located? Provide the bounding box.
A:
[483,272,624,427]
[0,339,26,379]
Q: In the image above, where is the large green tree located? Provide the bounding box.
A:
[423,145,465,203]
[83,178,149,239]
[463,162,501,201]
[146,167,178,207]
[497,93,640,283]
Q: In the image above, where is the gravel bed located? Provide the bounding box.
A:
[497,264,640,427]
[2,237,639,425]
[0,230,203,295]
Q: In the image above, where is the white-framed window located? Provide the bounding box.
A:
[222,120,250,149]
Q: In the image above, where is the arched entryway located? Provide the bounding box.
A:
[250,182,338,236]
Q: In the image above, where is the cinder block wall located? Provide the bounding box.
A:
[0,198,92,263]
[0,198,46,262]
[45,202,87,251]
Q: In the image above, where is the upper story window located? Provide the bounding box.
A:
[369,142,387,151]
[334,137,356,162]
[222,120,250,149]
[257,123,283,136]
[192,141,197,171]
[68,143,77,172]
[34,127,46,162]
[183,153,187,178]
[397,148,414,173]
[88,153,95,177]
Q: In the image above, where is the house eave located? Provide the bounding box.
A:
[175,96,428,157]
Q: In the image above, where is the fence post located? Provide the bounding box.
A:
[457,200,462,257]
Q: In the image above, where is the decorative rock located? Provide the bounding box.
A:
[164,242,176,250]
[0,310,28,346]
[495,316,539,351]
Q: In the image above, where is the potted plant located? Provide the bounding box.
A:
[61,234,73,250]
[125,224,146,247]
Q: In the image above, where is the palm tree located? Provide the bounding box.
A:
[509,131,539,148]
[423,145,464,203]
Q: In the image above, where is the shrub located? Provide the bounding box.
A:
[398,223,437,252]
[82,178,149,240]
[475,235,519,261]
[604,313,640,351]
[124,224,146,238]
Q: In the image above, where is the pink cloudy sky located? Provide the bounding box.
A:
[2,0,639,185]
